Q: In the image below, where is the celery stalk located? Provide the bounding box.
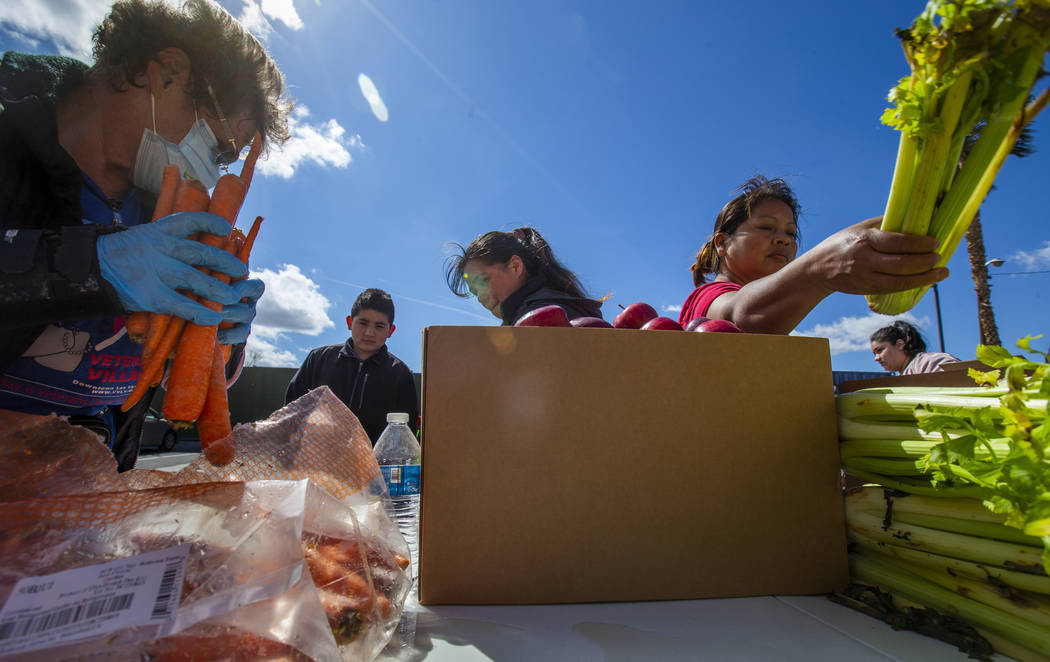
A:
[847,486,1012,524]
[897,557,1050,627]
[844,456,930,477]
[845,504,1046,572]
[880,130,919,233]
[850,550,1050,655]
[842,464,986,498]
[849,530,1050,596]
[893,511,1045,547]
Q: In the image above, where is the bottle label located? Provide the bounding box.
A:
[380,464,420,497]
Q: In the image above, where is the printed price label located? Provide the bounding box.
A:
[381,464,421,496]
[0,544,189,656]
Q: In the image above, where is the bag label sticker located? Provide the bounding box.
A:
[0,543,189,655]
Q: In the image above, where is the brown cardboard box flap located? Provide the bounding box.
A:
[419,327,848,604]
[837,360,992,393]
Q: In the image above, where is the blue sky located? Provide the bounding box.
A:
[3,0,1048,374]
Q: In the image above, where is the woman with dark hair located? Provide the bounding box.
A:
[678,175,950,334]
[870,320,960,374]
[1,0,292,469]
[446,227,603,324]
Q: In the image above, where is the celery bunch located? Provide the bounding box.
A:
[837,336,1050,572]
[842,488,1050,659]
[867,0,1050,314]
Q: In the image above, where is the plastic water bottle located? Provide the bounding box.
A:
[373,412,421,579]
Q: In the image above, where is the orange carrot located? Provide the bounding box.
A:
[197,340,232,449]
[239,132,263,190]
[218,222,257,331]
[121,318,186,412]
[140,179,211,359]
[238,216,262,264]
[162,177,246,425]
[125,314,150,344]
[126,165,181,343]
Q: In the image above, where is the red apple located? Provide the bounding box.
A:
[570,316,613,328]
[683,317,709,332]
[514,305,571,327]
[641,316,684,331]
[613,302,658,329]
[695,319,743,333]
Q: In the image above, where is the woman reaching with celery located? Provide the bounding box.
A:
[677,175,948,334]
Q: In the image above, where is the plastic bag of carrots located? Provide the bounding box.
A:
[0,388,411,661]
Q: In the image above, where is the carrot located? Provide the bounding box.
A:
[197,340,232,450]
[162,177,245,425]
[239,132,263,190]
[239,216,263,264]
[139,179,211,358]
[304,546,392,618]
[151,629,295,662]
[121,317,186,411]
[126,165,181,343]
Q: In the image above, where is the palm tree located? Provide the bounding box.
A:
[964,211,1000,346]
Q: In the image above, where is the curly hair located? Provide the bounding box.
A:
[90,0,291,148]
[689,175,802,287]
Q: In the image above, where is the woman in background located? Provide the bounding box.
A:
[870,320,961,374]
[446,227,603,324]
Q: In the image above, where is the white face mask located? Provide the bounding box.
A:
[132,95,223,194]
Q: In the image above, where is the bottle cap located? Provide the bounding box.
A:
[386,412,410,424]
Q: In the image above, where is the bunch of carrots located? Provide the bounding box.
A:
[122,134,264,463]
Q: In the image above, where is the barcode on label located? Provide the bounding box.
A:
[150,557,182,621]
[390,466,402,483]
[0,593,133,641]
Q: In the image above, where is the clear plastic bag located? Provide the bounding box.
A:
[0,387,411,661]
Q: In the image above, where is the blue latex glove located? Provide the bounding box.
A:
[97,212,248,326]
[216,277,265,345]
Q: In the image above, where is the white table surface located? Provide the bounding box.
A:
[379,593,1007,661]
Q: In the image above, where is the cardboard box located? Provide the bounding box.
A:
[418,326,849,605]
[837,360,990,393]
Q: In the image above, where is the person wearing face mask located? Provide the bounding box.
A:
[0,0,291,469]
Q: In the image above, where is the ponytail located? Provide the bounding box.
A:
[689,239,719,287]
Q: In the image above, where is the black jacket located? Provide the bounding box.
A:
[284,340,420,444]
[1,52,148,471]
[1,52,128,369]
[499,276,604,326]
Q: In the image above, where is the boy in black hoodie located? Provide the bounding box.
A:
[284,289,419,444]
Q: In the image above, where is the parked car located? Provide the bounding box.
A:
[139,408,177,453]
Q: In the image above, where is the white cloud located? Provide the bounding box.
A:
[251,263,334,338]
[0,0,109,59]
[236,0,275,40]
[257,105,361,178]
[1010,240,1050,271]
[794,312,927,356]
[247,263,334,367]
[245,334,301,367]
[663,304,681,314]
[261,0,304,30]
[357,73,389,122]
[236,0,304,38]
